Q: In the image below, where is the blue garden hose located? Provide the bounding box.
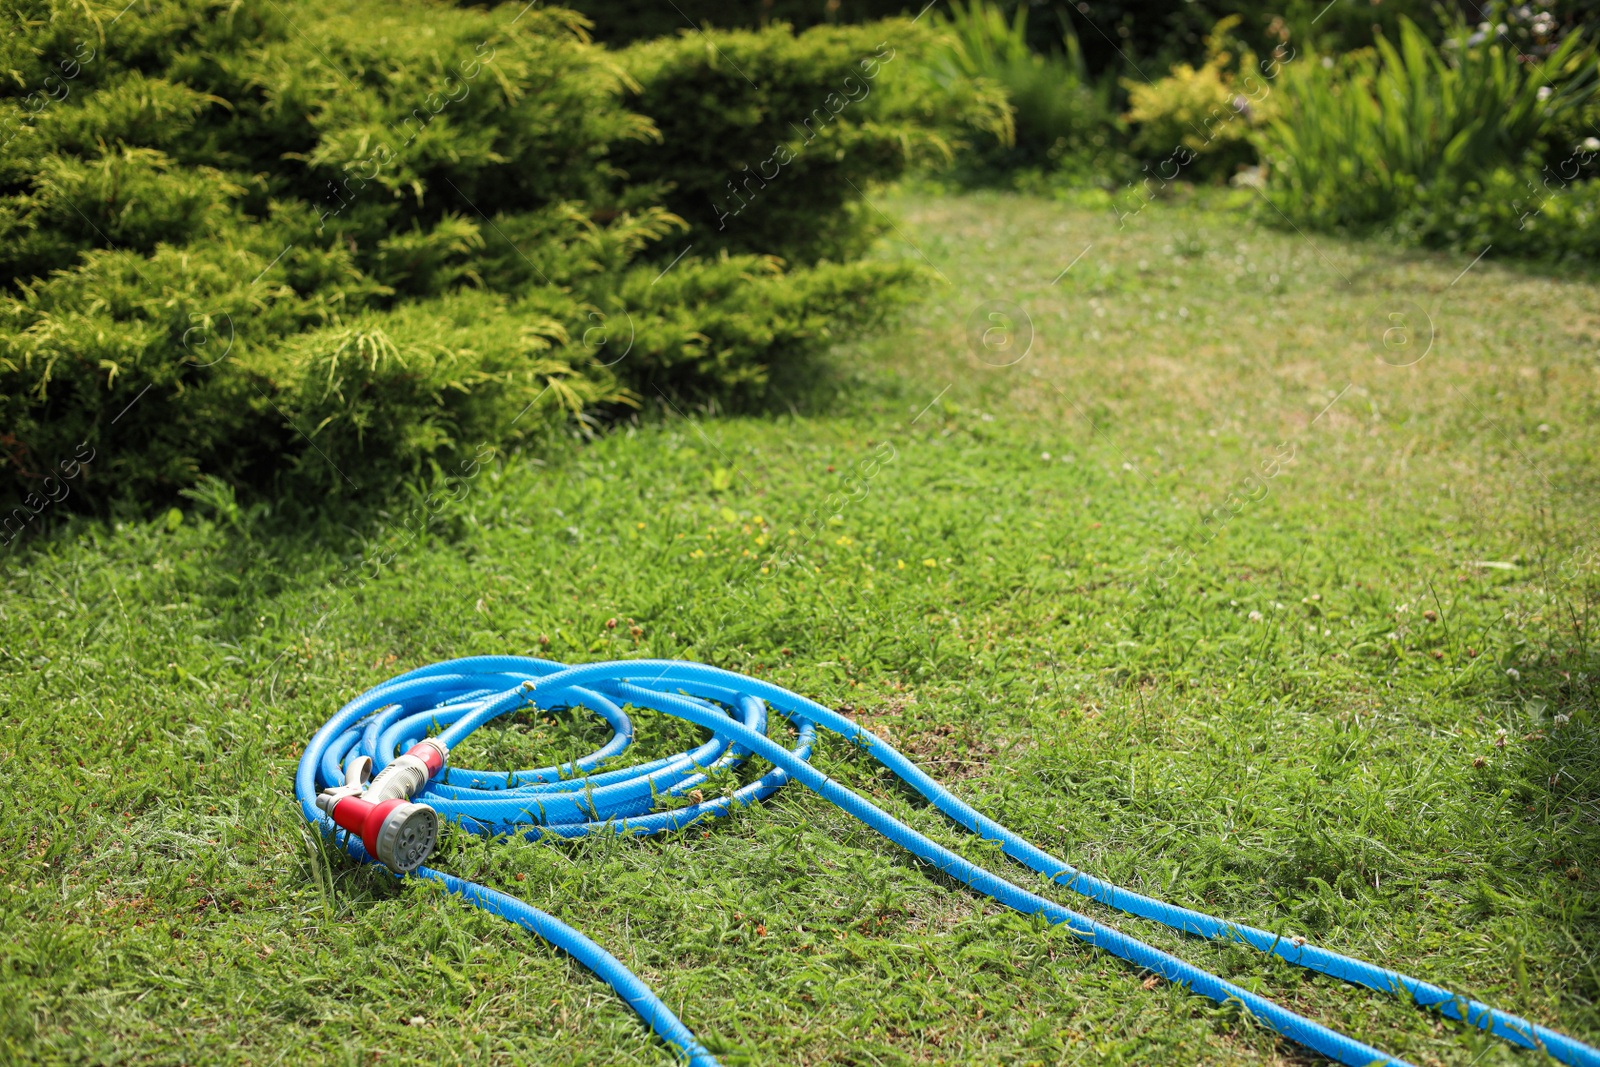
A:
[295,656,1599,1066]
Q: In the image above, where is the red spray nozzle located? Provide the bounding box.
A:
[329,794,438,873]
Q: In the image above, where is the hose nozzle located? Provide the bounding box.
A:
[315,739,448,872]
[321,793,438,873]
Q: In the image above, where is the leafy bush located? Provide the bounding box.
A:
[1468,0,1600,58]
[1539,88,1600,183]
[1277,0,1447,61]
[1389,165,1600,262]
[541,0,911,44]
[920,0,1121,183]
[1251,18,1598,235]
[615,19,1009,264]
[1122,17,1281,179]
[0,0,937,515]
[560,0,1450,80]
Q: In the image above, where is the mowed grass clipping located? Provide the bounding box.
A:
[4,189,1600,1066]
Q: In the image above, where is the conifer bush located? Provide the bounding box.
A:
[0,0,962,515]
[615,19,1010,265]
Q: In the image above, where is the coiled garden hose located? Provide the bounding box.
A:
[294,656,1600,1066]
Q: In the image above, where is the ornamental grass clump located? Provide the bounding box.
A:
[1252,17,1598,245]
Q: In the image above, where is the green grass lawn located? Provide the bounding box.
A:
[4,188,1599,1066]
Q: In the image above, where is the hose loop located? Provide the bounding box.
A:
[296,656,1599,1067]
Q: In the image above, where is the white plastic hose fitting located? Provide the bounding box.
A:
[366,738,449,804]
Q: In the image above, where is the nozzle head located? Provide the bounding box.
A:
[328,794,439,874]
[374,801,438,873]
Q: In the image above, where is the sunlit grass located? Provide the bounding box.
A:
[3,189,1598,1065]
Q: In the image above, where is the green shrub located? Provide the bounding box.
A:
[558,0,1446,80]
[920,0,1121,183]
[1122,17,1280,180]
[612,254,923,395]
[536,0,911,45]
[1252,18,1598,235]
[0,0,936,514]
[614,19,1009,264]
[1538,90,1600,183]
[1390,167,1600,262]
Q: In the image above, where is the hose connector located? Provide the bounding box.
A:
[365,738,450,804]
